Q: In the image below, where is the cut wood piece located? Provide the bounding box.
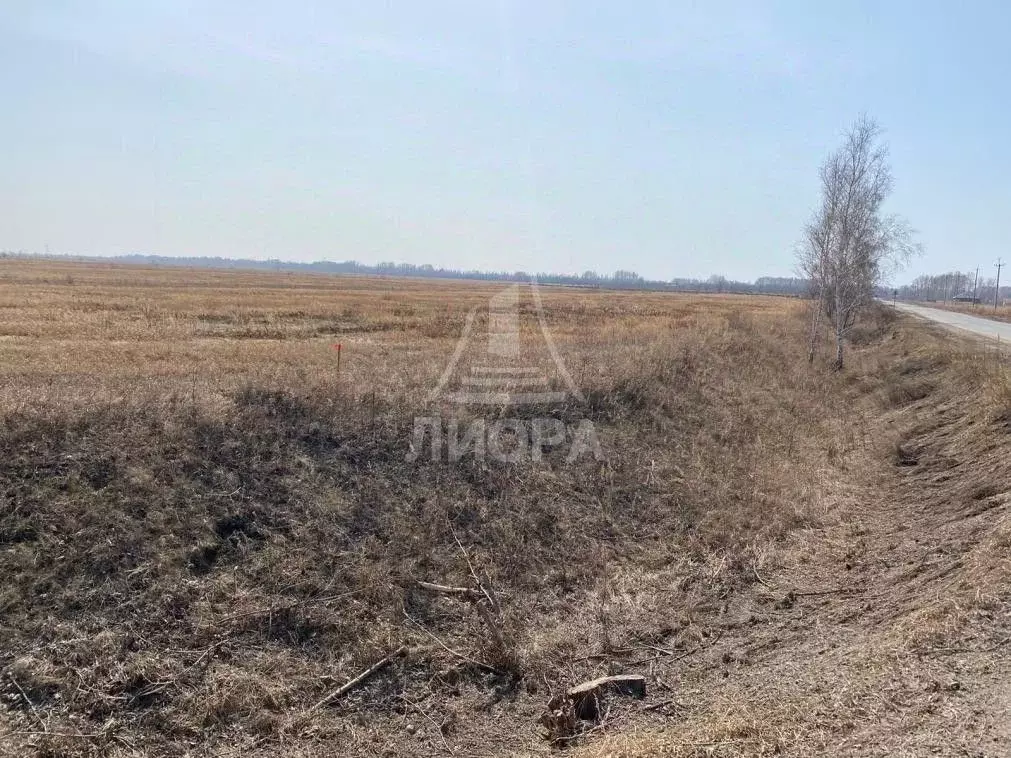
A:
[566,674,646,721]
[567,674,646,699]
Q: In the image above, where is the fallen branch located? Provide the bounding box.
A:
[453,529,501,614]
[403,612,501,674]
[793,587,850,597]
[752,566,776,590]
[7,731,105,740]
[310,645,406,712]
[642,698,683,713]
[626,645,704,667]
[398,695,455,755]
[610,644,676,656]
[416,581,481,601]
[8,675,47,734]
[415,579,512,667]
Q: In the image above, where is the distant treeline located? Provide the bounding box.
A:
[896,270,1008,303]
[1,252,810,296]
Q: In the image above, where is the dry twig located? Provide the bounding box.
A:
[309,645,407,712]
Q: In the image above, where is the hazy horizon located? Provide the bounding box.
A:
[5,2,1011,282]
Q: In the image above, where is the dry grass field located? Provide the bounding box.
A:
[0,259,793,410]
[1,259,1010,757]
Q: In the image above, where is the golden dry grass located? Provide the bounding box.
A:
[0,258,793,411]
[1,260,1009,757]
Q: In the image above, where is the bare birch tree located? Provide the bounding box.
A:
[800,116,917,369]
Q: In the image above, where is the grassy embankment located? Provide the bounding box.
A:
[1,260,1009,756]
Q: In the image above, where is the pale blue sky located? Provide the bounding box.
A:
[2,2,1010,281]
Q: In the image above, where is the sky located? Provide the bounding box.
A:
[3,2,1011,282]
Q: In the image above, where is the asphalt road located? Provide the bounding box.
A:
[890,301,1011,343]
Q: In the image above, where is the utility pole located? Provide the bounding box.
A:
[973,266,979,306]
[996,259,1005,310]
